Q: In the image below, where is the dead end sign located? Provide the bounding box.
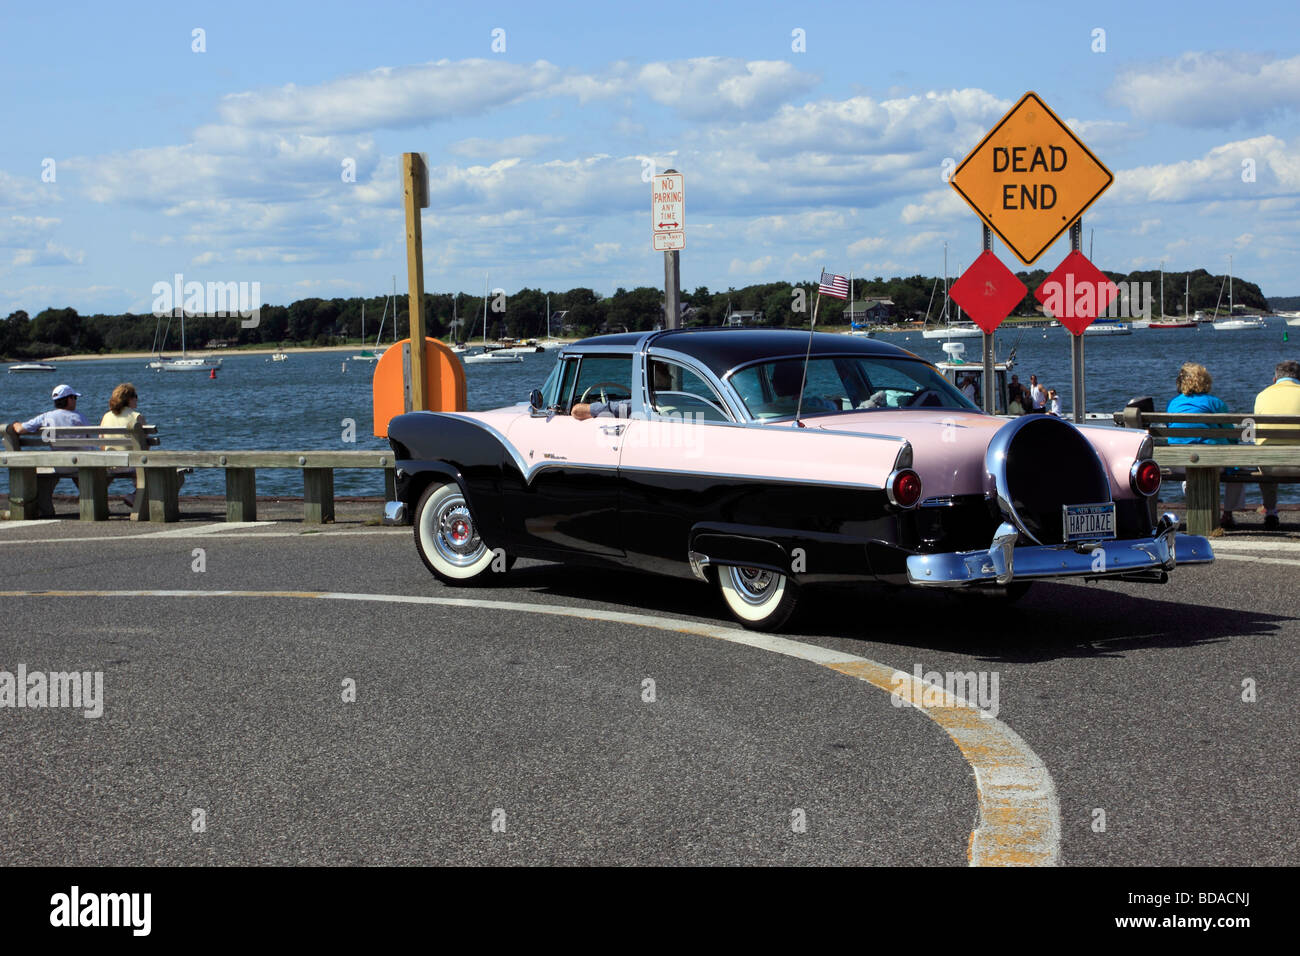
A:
[948,92,1112,265]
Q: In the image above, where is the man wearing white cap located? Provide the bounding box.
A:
[10,384,89,434]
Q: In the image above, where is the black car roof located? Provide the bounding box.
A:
[570,328,919,377]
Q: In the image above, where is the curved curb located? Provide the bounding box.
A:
[2,588,1060,866]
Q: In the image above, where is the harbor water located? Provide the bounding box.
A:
[3,320,1297,503]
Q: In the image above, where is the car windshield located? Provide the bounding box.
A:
[728,355,979,421]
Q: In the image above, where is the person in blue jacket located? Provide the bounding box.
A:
[1167,362,1245,529]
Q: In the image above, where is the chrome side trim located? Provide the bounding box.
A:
[619,464,882,492]
[687,550,710,582]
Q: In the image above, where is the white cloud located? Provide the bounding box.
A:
[728,255,775,275]
[1110,135,1300,204]
[900,188,965,224]
[1112,52,1300,128]
[447,134,562,158]
[636,58,818,119]
[11,241,85,267]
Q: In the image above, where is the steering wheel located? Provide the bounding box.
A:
[580,381,630,405]
[903,388,946,408]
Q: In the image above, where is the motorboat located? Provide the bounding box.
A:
[463,351,523,365]
[1083,320,1132,335]
[7,362,56,372]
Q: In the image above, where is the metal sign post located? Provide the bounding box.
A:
[653,169,684,329]
[981,225,996,414]
[1070,218,1085,423]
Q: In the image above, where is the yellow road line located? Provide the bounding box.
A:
[0,587,1060,866]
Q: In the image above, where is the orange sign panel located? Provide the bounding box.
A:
[949,92,1113,265]
[372,338,466,436]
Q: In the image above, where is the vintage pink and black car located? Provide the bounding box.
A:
[384,329,1213,630]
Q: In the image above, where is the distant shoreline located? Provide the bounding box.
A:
[13,340,582,364]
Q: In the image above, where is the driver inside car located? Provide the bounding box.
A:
[572,361,671,420]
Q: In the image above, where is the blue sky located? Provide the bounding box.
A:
[2,0,1299,315]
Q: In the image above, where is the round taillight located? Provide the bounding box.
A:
[1132,459,1162,496]
[889,469,923,508]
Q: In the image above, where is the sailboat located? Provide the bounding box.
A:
[463,276,523,365]
[1208,256,1265,330]
[922,247,982,339]
[148,308,222,371]
[538,294,564,349]
[1150,273,1196,328]
[450,294,480,355]
[351,302,379,362]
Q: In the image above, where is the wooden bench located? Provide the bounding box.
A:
[1114,406,1300,535]
[1,445,396,524]
[2,422,160,520]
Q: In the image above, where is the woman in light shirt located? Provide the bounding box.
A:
[100,383,145,508]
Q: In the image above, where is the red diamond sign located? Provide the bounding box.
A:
[1033,251,1119,335]
[948,251,1028,334]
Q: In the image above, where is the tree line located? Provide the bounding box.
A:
[0,268,1269,359]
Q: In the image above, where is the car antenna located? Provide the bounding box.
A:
[794,269,829,427]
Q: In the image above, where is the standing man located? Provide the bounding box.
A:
[10,383,88,434]
[1029,375,1048,413]
[1252,359,1300,531]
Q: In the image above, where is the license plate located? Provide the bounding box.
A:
[1063,502,1116,542]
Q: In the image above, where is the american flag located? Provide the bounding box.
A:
[818,271,849,300]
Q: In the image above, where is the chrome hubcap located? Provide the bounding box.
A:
[729,566,778,606]
[430,495,485,567]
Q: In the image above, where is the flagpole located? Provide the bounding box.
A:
[794,270,824,427]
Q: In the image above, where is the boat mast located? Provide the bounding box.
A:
[942,243,949,323]
[1185,274,1189,316]
[1160,262,1164,318]
[482,274,489,346]
[1229,255,1233,313]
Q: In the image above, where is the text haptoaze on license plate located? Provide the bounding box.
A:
[1063,502,1116,542]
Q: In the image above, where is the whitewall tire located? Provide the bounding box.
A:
[717,564,799,631]
[414,481,503,584]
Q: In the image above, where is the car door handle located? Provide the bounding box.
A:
[600,424,627,436]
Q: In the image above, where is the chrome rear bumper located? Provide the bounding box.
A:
[906,513,1214,587]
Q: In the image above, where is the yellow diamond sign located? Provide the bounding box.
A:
[949,91,1113,265]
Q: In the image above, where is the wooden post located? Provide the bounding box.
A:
[225,467,257,522]
[403,152,429,411]
[78,467,109,521]
[1184,467,1219,537]
[7,468,41,519]
[303,468,335,524]
[144,467,181,522]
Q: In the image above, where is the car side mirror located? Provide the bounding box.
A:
[529,388,544,410]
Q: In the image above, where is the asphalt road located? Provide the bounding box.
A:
[0,511,1296,866]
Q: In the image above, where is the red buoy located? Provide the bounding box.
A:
[209,368,217,379]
